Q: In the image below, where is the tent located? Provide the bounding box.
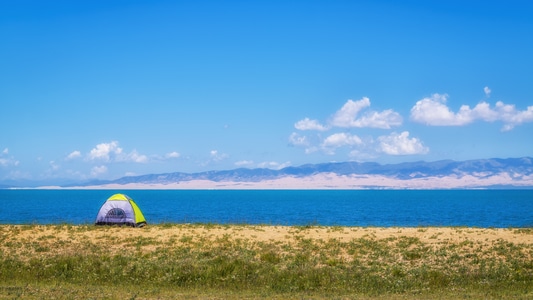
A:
[95,193,147,227]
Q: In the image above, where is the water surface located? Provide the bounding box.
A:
[0,189,532,227]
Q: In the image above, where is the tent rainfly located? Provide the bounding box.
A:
[95,193,147,227]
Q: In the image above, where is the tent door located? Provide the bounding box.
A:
[104,208,127,222]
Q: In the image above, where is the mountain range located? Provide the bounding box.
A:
[58,157,533,189]
[2,157,532,189]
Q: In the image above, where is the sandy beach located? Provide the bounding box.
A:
[3,224,532,258]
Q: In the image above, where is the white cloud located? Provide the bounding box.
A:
[348,149,377,161]
[66,150,81,160]
[322,133,362,148]
[87,141,149,163]
[331,98,402,129]
[288,132,310,147]
[235,160,254,167]
[91,165,108,177]
[484,86,491,97]
[494,101,533,131]
[304,146,319,154]
[49,161,59,171]
[410,93,469,125]
[331,97,371,127]
[151,151,181,161]
[89,141,122,161]
[348,109,403,129]
[410,93,533,131]
[0,158,10,167]
[124,150,148,163]
[294,98,402,133]
[294,118,328,131]
[0,148,19,167]
[235,160,291,170]
[291,98,405,157]
[319,133,363,155]
[377,131,429,155]
[257,161,291,170]
[165,151,180,159]
[210,150,228,162]
[470,101,500,122]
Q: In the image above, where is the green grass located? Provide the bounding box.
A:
[0,224,532,299]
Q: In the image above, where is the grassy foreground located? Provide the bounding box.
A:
[0,224,532,299]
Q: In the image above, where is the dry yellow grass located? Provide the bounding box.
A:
[3,224,532,259]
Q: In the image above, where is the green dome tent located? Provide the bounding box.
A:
[95,193,147,227]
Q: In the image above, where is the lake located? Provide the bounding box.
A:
[0,189,532,227]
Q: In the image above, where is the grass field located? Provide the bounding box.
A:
[1,224,532,299]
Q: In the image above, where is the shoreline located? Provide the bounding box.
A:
[3,223,532,247]
[6,184,533,191]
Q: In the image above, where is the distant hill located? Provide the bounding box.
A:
[0,178,81,189]
[2,157,532,189]
[72,157,533,189]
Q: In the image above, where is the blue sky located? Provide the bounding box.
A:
[1,0,532,182]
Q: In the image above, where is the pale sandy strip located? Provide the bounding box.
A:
[6,225,532,246]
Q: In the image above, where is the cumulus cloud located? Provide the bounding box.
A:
[0,149,8,167]
[89,141,122,161]
[319,133,363,155]
[165,151,180,159]
[288,132,310,147]
[124,150,148,163]
[330,98,402,129]
[289,98,424,158]
[210,150,228,162]
[410,94,468,126]
[377,131,429,155]
[0,158,11,167]
[0,148,19,167]
[294,97,402,132]
[87,141,148,163]
[151,151,181,161]
[91,165,108,177]
[410,93,533,131]
[294,118,328,131]
[66,150,81,160]
[330,97,371,126]
[234,160,291,170]
[322,133,362,148]
[304,146,320,154]
[494,101,533,131]
[49,161,60,171]
[257,161,291,170]
[347,109,403,129]
[484,86,491,97]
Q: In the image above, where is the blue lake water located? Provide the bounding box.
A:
[0,189,532,227]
